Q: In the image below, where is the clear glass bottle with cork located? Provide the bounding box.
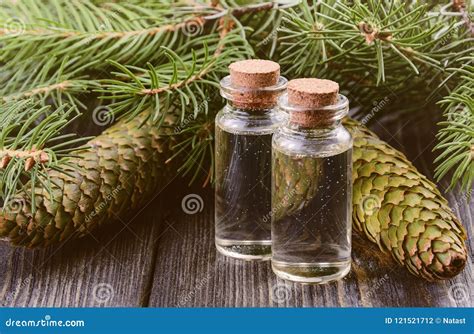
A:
[271,78,352,283]
[215,59,288,260]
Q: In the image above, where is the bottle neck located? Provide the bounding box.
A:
[282,118,344,138]
[226,101,277,116]
[278,93,349,137]
[220,75,288,112]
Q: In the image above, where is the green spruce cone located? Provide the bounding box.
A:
[272,149,320,221]
[346,119,467,281]
[0,112,176,247]
[0,116,467,281]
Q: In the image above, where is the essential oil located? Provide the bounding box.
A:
[271,78,353,283]
[215,128,274,258]
[215,59,287,260]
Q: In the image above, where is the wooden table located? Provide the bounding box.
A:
[1,112,472,307]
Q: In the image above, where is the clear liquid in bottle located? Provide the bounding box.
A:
[215,126,274,260]
[272,147,352,283]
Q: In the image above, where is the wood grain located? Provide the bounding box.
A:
[0,195,168,307]
[147,187,472,307]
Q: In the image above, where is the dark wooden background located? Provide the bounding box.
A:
[0,111,472,307]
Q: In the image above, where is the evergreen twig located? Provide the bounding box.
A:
[0,100,88,212]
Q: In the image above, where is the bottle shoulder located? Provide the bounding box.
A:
[273,125,353,157]
[215,105,286,135]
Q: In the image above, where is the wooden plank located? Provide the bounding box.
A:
[0,195,168,307]
[148,112,473,307]
[147,187,472,307]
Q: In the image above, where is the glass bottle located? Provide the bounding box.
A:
[271,78,352,283]
[215,60,287,260]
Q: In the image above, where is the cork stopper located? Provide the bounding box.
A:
[287,78,340,126]
[226,59,281,109]
[229,59,280,88]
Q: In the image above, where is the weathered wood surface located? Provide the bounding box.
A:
[148,190,473,307]
[0,197,168,307]
[0,112,472,307]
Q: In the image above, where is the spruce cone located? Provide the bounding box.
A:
[272,150,320,221]
[0,113,176,247]
[346,119,467,281]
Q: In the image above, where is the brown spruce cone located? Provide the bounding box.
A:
[345,118,467,281]
[0,112,176,247]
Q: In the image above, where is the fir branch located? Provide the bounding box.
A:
[0,100,89,213]
[277,0,457,81]
[267,0,472,191]
[434,56,474,192]
[0,0,272,77]
[1,0,469,193]
[0,56,95,110]
[98,28,253,124]
[0,0,269,196]
[0,0,218,76]
[166,120,215,186]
